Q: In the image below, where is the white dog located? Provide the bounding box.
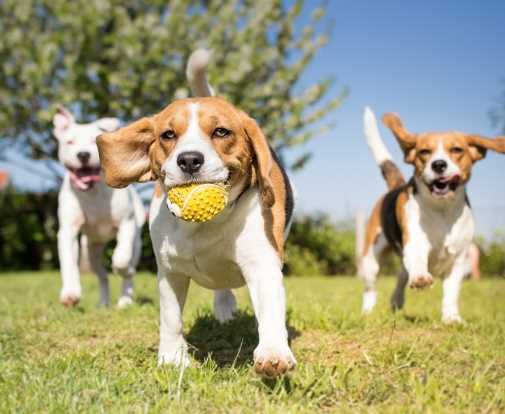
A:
[96,50,296,377]
[53,107,145,308]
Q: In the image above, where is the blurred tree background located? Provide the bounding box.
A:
[2,187,505,276]
[0,0,349,273]
[1,0,503,276]
[0,0,345,171]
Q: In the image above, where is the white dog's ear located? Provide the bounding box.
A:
[96,117,121,132]
[53,106,75,139]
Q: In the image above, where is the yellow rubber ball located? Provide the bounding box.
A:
[167,183,228,223]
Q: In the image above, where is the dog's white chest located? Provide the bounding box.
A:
[157,228,245,289]
[150,189,271,290]
[59,177,139,243]
[405,193,474,277]
[76,186,117,239]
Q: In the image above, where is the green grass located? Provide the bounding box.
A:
[1,272,504,413]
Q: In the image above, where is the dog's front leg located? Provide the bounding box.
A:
[441,253,466,324]
[157,271,190,367]
[58,224,81,306]
[112,217,138,308]
[239,253,296,377]
[403,234,434,289]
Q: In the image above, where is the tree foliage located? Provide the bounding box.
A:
[285,214,356,276]
[0,0,344,173]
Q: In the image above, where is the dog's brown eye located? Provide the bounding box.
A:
[418,149,432,157]
[213,127,230,138]
[450,147,464,154]
[161,130,176,140]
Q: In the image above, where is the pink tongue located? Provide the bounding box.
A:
[69,170,101,190]
[439,174,460,184]
[80,174,101,183]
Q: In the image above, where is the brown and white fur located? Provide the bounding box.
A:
[358,107,505,323]
[96,53,295,377]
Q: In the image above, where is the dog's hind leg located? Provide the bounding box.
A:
[359,234,387,314]
[112,218,138,308]
[391,267,408,311]
[213,289,237,323]
[441,253,466,324]
[87,242,109,307]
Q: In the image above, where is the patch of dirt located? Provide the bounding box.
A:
[294,326,451,365]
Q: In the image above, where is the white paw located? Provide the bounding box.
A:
[253,343,296,378]
[112,252,133,275]
[60,289,81,307]
[442,313,465,324]
[362,291,377,314]
[112,264,134,277]
[117,295,134,309]
[213,290,237,323]
[409,274,434,289]
[158,342,190,368]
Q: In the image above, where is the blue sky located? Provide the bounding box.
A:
[287,0,505,236]
[1,0,504,236]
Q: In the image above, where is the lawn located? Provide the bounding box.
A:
[0,272,504,413]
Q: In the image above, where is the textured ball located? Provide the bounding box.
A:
[167,183,228,222]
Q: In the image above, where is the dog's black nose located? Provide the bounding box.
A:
[77,151,90,164]
[177,151,204,174]
[431,159,447,174]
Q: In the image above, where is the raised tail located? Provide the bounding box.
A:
[186,48,214,97]
[363,107,405,190]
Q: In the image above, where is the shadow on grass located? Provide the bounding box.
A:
[186,310,300,369]
[402,314,430,324]
[135,295,155,306]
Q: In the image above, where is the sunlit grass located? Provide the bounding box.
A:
[1,272,504,413]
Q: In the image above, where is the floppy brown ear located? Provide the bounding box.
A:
[382,113,417,163]
[96,117,156,188]
[466,134,505,162]
[240,113,275,208]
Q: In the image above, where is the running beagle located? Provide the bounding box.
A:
[96,53,295,377]
[358,107,505,322]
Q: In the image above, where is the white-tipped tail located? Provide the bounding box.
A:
[355,208,366,268]
[186,48,214,97]
[363,106,393,165]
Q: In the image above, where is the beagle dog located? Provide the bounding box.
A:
[53,107,145,308]
[96,94,296,377]
[358,107,505,322]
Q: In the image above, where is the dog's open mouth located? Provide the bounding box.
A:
[428,175,460,198]
[68,167,101,191]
